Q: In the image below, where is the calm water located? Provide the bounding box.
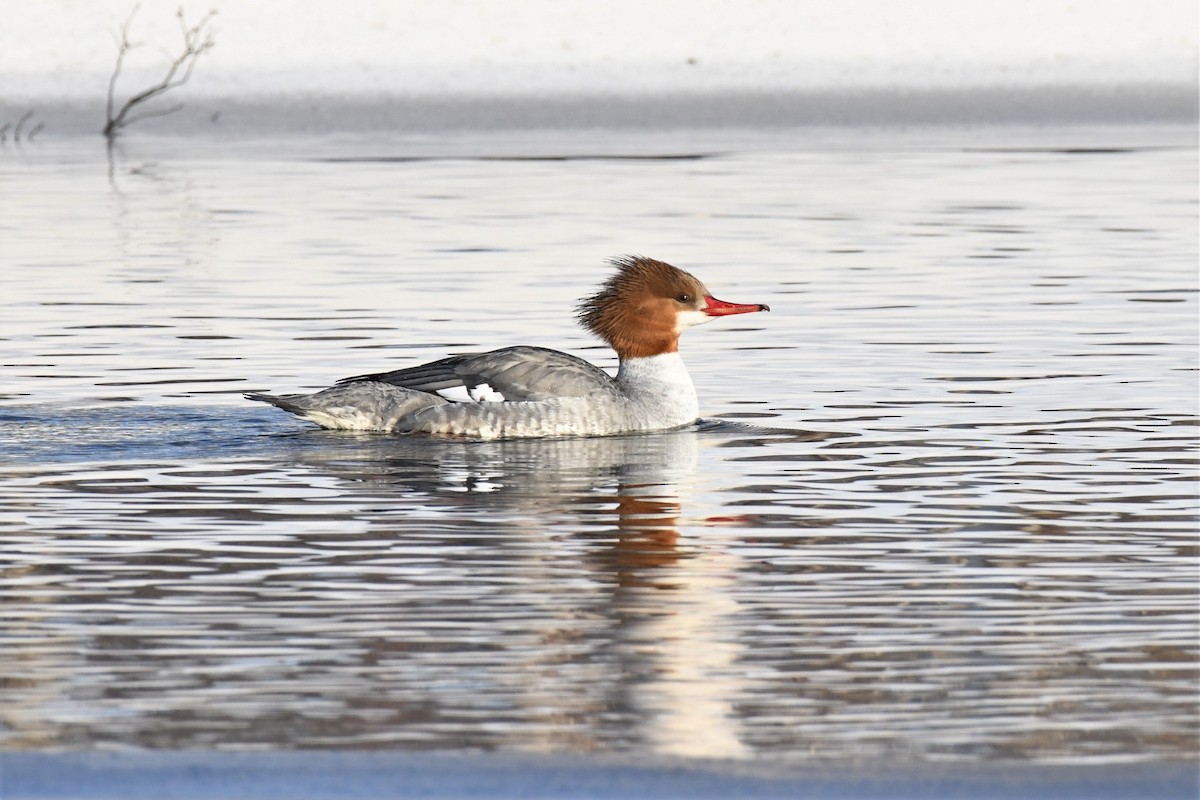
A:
[1,127,1196,763]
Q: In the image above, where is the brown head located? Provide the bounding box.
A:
[576,256,769,360]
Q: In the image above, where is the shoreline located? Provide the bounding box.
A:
[1,119,1195,163]
[3,83,1196,142]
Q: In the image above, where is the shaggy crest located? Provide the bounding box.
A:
[576,256,708,358]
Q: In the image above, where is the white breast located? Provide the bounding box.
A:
[615,353,700,430]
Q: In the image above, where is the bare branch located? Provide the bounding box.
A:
[121,103,186,128]
[106,5,140,129]
[103,5,217,139]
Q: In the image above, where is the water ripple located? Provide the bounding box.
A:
[0,134,1195,763]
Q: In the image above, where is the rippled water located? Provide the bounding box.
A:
[1,128,1196,763]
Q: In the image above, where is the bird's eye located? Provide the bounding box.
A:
[676,293,691,303]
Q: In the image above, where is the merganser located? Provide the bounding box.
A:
[247,256,769,438]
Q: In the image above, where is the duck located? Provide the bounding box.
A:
[246,256,769,439]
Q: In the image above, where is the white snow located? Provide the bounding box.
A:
[1,0,1195,133]
[6,0,1196,98]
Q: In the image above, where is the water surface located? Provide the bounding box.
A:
[1,127,1196,763]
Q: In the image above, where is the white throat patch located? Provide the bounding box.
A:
[674,309,714,333]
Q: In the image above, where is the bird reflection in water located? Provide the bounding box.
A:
[255,425,761,757]
[607,487,684,586]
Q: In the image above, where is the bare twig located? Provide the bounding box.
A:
[122,103,186,129]
[14,111,34,142]
[103,6,216,139]
[0,113,42,145]
[106,5,141,132]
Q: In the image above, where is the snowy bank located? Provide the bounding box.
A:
[2,0,1196,136]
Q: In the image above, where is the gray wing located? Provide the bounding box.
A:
[337,346,616,401]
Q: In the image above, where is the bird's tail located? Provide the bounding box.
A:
[245,382,448,432]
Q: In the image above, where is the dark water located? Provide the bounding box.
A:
[0,127,1196,762]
